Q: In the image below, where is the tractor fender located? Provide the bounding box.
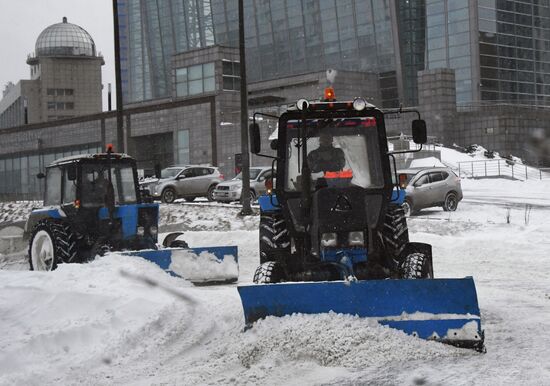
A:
[258,194,281,213]
[24,207,66,240]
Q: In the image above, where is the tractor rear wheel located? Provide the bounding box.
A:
[259,212,290,264]
[253,261,285,284]
[399,253,432,279]
[29,220,78,271]
[379,204,409,260]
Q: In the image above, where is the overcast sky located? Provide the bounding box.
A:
[0,0,116,111]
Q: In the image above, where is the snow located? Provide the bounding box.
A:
[168,249,239,282]
[409,156,445,168]
[1,176,550,384]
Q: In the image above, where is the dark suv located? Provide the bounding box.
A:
[398,167,463,215]
[141,166,224,203]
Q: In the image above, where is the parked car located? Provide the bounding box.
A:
[213,166,275,203]
[141,165,224,203]
[397,167,463,216]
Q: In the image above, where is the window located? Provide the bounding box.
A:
[222,60,241,91]
[47,89,56,96]
[177,129,190,164]
[429,172,444,183]
[175,62,215,97]
[47,102,56,110]
[45,167,62,205]
[63,166,76,204]
[414,174,430,187]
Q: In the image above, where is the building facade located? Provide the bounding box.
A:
[0,17,104,129]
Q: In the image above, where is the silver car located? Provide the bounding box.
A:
[398,167,463,215]
[143,165,224,203]
[213,166,275,203]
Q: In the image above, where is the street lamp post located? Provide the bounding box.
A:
[112,0,125,153]
[239,0,252,215]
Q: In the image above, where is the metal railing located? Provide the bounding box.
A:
[458,159,550,180]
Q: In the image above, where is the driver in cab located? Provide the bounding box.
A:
[307,132,346,173]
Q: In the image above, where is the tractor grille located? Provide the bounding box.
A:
[217,186,230,191]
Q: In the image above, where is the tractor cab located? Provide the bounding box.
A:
[26,150,160,267]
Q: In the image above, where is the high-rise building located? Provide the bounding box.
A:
[117,0,404,107]
[0,17,104,129]
[425,0,550,105]
[118,0,550,108]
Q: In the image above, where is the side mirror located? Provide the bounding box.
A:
[36,172,45,179]
[412,119,427,144]
[270,139,278,150]
[67,165,77,181]
[154,164,162,179]
[249,123,261,154]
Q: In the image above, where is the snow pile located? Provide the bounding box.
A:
[409,156,445,168]
[0,201,41,224]
[0,254,196,385]
[169,249,239,282]
[234,313,467,369]
[159,202,259,232]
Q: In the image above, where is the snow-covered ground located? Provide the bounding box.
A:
[1,177,549,385]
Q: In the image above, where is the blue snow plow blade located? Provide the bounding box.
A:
[122,246,239,285]
[238,277,484,351]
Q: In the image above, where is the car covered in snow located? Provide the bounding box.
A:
[397,167,463,215]
[212,166,275,203]
[141,165,224,203]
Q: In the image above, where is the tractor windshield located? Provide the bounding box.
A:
[285,117,384,191]
[81,162,138,207]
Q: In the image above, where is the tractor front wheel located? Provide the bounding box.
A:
[253,261,286,284]
[259,212,290,264]
[399,253,432,279]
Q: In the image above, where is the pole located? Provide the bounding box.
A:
[239,0,252,215]
[112,0,125,152]
[108,83,112,111]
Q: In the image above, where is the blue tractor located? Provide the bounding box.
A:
[25,148,238,283]
[238,89,484,351]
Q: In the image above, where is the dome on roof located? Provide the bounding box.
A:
[35,17,96,57]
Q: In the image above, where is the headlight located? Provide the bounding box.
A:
[348,231,364,246]
[137,226,145,236]
[321,232,337,247]
[353,98,367,111]
[230,185,240,191]
[149,225,158,236]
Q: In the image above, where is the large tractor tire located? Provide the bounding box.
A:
[259,212,290,264]
[399,252,432,279]
[379,204,409,260]
[253,261,285,284]
[29,220,78,271]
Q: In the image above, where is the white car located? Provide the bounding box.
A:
[213,167,275,203]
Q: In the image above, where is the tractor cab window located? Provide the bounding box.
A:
[44,167,62,205]
[63,167,77,204]
[285,118,384,191]
[81,162,137,207]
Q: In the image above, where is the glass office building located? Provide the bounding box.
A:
[426,0,550,105]
[118,0,550,107]
[117,0,401,105]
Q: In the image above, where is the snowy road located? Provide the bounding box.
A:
[1,178,549,385]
